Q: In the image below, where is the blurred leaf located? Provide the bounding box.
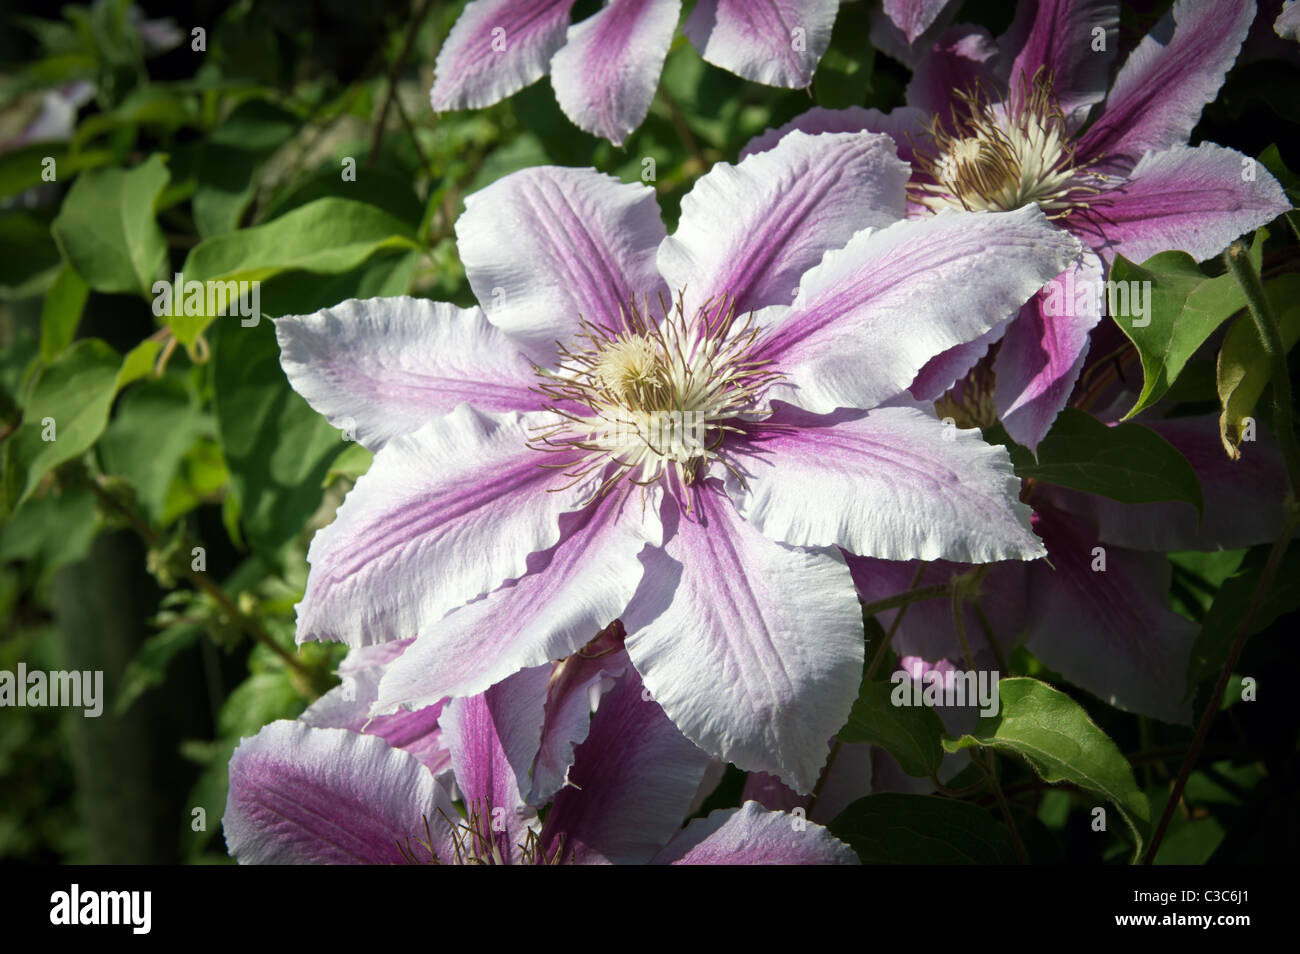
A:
[1216,274,1300,457]
[98,376,200,522]
[944,677,1150,859]
[1108,233,1263,419]
[193,99,299,238]
[829,794,1018,864]
[1186,541,1300,694]
[171,198,420,343]
[38,263,89,361]
[2,338,120,513]
[837,676,945,778]
[1011,408,1203,515]
[0,210,62,299]
[210,318,342,557]
[50,153,170,295]
[0,485,98,579]
[0,145,113,200]
[114,623,203,715]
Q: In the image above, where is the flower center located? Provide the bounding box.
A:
[934,352,999,431]
[530,294,778,497]
[915,69,1106,218]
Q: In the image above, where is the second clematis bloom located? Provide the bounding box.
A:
[430,0,840,144]
[275,130,1080,793]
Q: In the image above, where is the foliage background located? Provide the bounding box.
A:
[0,0,1297,864]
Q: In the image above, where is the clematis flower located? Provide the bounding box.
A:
[430,0,840,144]
[848,402,1290,725]
[745,0,1290,449]
[224,632,857,864]
[275,130,1080,792]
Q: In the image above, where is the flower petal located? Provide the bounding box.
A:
[651,801,859,864]
[1076,0,1255,168]
[1044,413,1290,552]
[275,297,539,452]
[845,554,1031,661]
[683,0,839,88]
[999,0,1119,128]
[296,404,582,647]
[904,24,1000,118]
[1023,507,1196,723]
[1068,144,1290,266]
[757,206,1081,415]
[739,105,929,165]
[456,166,667,364]
[883,0,956,44]
[622,486,864,793]
[993,252,1105,449]
[658,130,910,320]
[223,721,455,865]
[541,666,712,864]
[373,488,657,711]
[303,646,451,776]
[550,0,681,146]
[530,634,631,804]
[438,671,546,862]
[431,0,577,111]
[726,405,1044,561]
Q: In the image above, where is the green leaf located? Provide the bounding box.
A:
[1011,408,1203,515]
[210,318,343,557]
[837,677,945,778]
[49,153,170,296]
[0,210,63,299]
[192,99,299,238]
[98,376,200,522]
[1215,274,1300,457]
[1108,234,1263,419]
[171,197,420,343]
[0,144,114,200]
[829,794,1019,864]
[38,263,89,361]
[1258,144,1299,241]
[2,338,121,513]
[944,677,1150,859]
[1186,541,1300,694]
[0,485,98,580]
[114,623,204,715]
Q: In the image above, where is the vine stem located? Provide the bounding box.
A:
[1143,243,1300,863]
[369,0,437,168]
[85,478,310,679]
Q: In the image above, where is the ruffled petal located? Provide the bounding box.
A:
[1076,0,1255,168]
[541,666,712,864]
[739,105,930,165]
[658,130,909,320]
[550,0,681,146]
[683,0,838,88]
[998,0,1119,128]
[726,405,1044,561]
[1068,144,1291,266]
[373,488,657,711]
[296,404,584,647]
[431,0,577,111]
[456,166,667,364]
[622,486,864,793]
[223,721,456,864]
[275,297,539,451]
[757,206,1081,415]
[993,252,1105,449]
[651,801,859,864]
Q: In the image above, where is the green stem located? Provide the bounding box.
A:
[1224,241,1300,494]
[859,581,952,619]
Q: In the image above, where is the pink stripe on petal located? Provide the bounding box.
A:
[998,0,1118,129]
[652,801,858,864]
[275,297,540,452]
[622,486,863,793]
[550,0,681,146]
[457,166,667,365]
[296,405,585,648]
[659,130,909,321]
[431,0,577,111]
[684,0,838,88]
[1076,0,1255,168]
